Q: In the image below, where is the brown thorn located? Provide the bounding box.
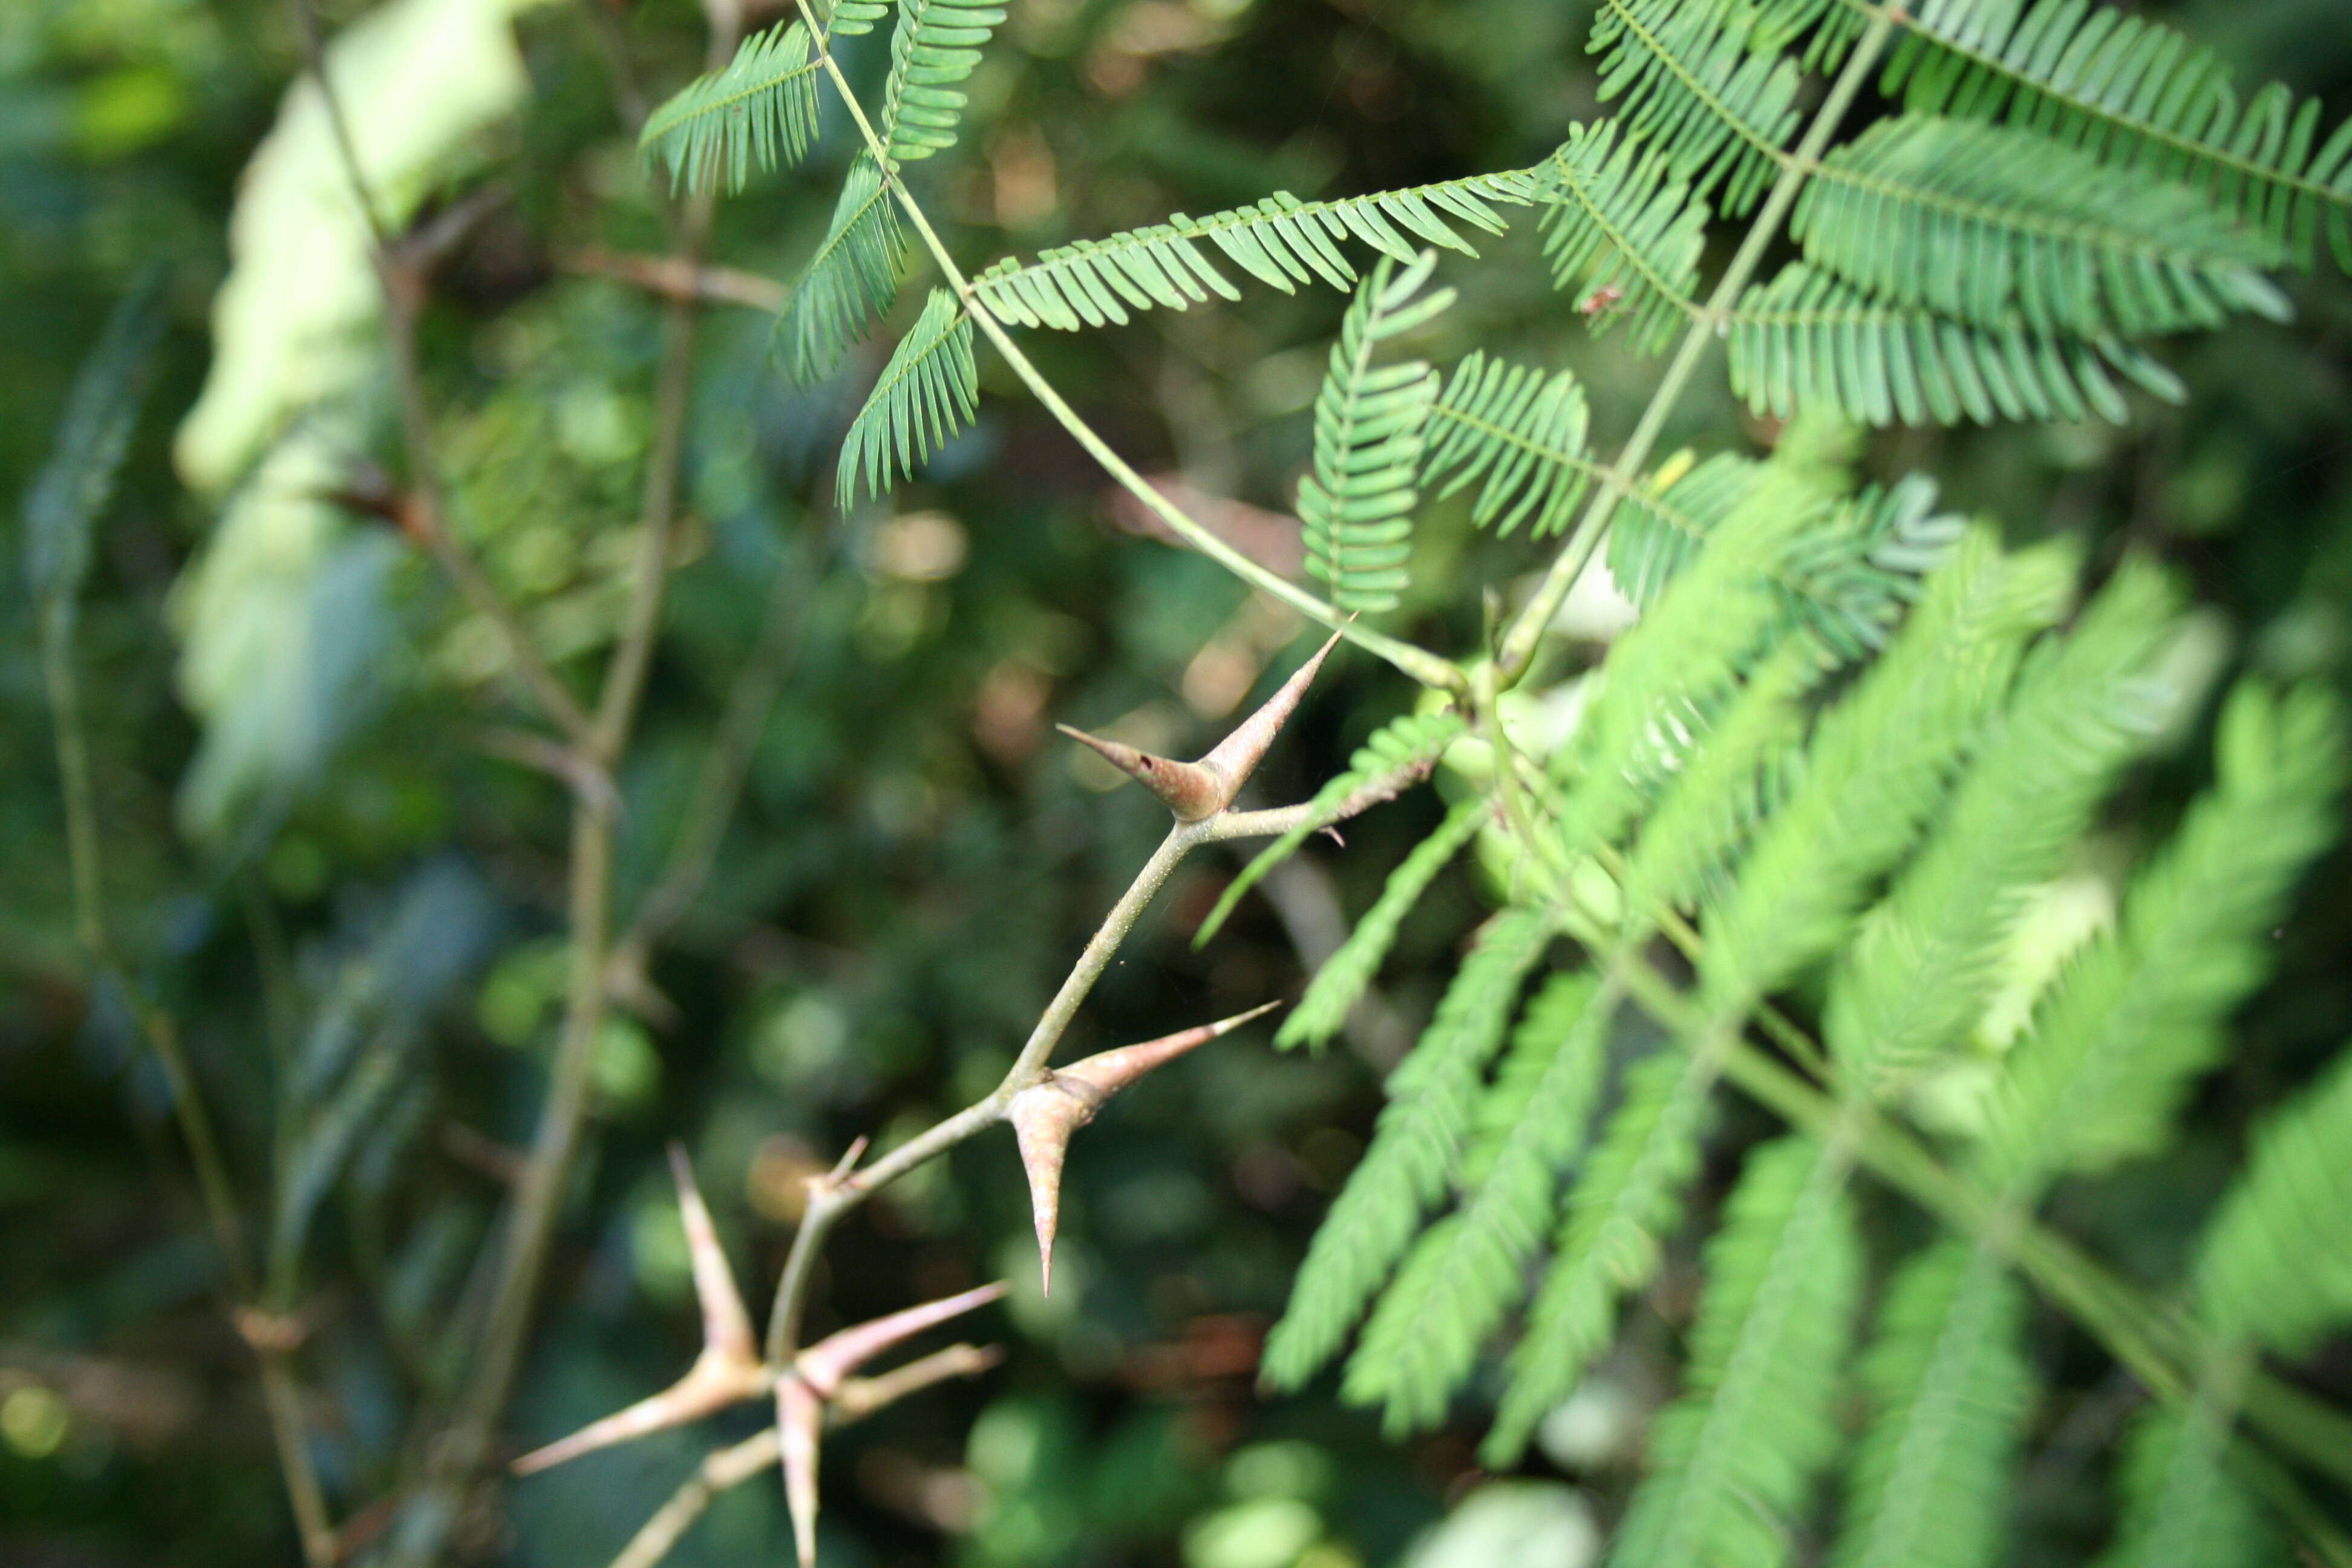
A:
[1193,630,1342,807]
[1010,1001,1281,1295]
[826,1136,869,1185]
[831,1344,1005,1422]
[1054,724,1225,820]
[509,1355,766,1475]
[795,1282,1010,1398]
[777,1374,823,1568]
[668,1144,756,1366]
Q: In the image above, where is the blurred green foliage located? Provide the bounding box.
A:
[4,0,2350,1565]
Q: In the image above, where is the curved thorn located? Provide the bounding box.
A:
[778,1375,822,1568]
[1010,1002,1280,1293]
[1055,724,1226,820]
[1008,1085,1090,1296]
[510,1356,766,1475]
[668,1143,756,1365]
[1056,1001,1282,1099]
[795,1282,1010,1396]
[1193,630,1341,805]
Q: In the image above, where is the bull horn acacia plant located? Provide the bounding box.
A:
[510,635,1431,1567]
[592,0,2352,1563]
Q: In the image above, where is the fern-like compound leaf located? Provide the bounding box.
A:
[1278,797,1489,1053]
[1485,1048,1718,1463]
[1298,252,1454,614]
[1798,116,2289,337]
[1979,681,2348,1192]
[2193,1049,2352,1359]
[1880,0,2352,274]
[1261,907,1552,1391]
[1343,973,1616,1433]
[877,0,1005,168]
[1604,1135,1863,1568]
[1612,459,1965,665]
[1552,462,1823,864]
[1421,351,1594,540]
[1727,263,2192,429]
[1701,528,2073,1004]
[1822,560,2177,1100]
[837,288,976,507]
[2092,1403,2276,1568]
[639,21,822,195]
[1616,642,1814,926]
[1533,122,1708,353]
[775,152,910,385]
[971,172,1535,331]
[825,0,893,35]
[1831,1242,2033,1568]
[1194,710,1469,949]
[1588,0,1805,216]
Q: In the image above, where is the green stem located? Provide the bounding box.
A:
[786,0,1463,694]
[1494,14,1897,684]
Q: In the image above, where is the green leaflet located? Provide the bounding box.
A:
[837,287,977,506]
[775,153,909,385]
[2093,1399,2275,1568]
[1589,0,1804,216]
[1550,458,1827,866]
[1979,681,2348,1192]
[1422,351,1595,540]
[2193,1048,2352,1358]
[1821,558,2177,1100]
[877,0,1006,168]
[1797,116,2289,338]
[1831,1242,2032,1568]
[24,266,168,615]
[970,172,1534,332]
[1603,1135,1863,1568]
[1344,972,1615,1434]
[1700,528,2073,1006]
[1725,263,2189,430]
[1261,907,1552,1391]
[1298,252,1455,615]
[1278,796,1489,1053]
[1485,1047,1719,1463]
[1615,641,1814,926]
[638,21,822,195]
[1878,0,2352,273]
[1610,460,1965,671]
[1533,121,1708,354]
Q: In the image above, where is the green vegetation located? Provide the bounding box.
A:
[5,1,2352,1566]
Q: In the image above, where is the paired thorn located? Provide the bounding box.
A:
[779,1283,1007,1568]
[511,1146,762,1477]
[1009,1002,1281,1296]
[1057,631,1339,820]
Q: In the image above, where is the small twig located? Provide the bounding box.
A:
[762,748,1440,1361]
[473,726,623,818]
[40,598,333,1564]
[616,540,815,965]
[286,0,599,756]
[393,0,747,1543]
[560,247,788,312]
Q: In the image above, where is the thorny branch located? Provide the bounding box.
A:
[506,629,1447,1568]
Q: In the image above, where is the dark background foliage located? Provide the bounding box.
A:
[3,0,2349,1564]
